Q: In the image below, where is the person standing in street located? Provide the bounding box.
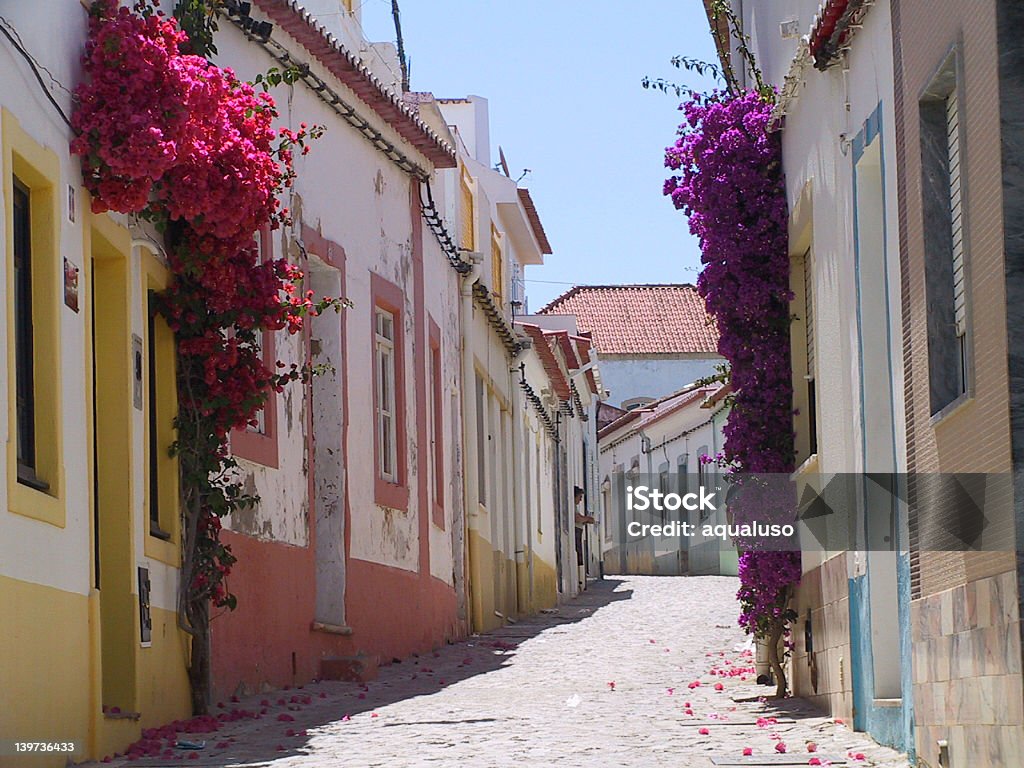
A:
[574,485,596,591]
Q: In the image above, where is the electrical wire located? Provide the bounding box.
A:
[0,16,73,128]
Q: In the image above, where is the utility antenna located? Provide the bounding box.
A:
[390,0,410,92]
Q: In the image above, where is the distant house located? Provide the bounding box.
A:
[535,285,722,409]
[597,382,734,577]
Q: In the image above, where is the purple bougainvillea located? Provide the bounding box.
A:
[664,91,799,645]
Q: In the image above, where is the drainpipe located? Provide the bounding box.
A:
[509,356,530,615]
[459,253,483,632]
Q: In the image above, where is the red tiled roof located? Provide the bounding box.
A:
[598,382,723,439]
[537,284,718,355]
[518,324,571,401]
[254,1,456,169]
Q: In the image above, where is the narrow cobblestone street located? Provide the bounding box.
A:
[83,576,911,768]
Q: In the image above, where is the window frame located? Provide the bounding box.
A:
[371,273,408,509]
[4,109,65,526]
[141,251,181,565]
[919,46,974,416]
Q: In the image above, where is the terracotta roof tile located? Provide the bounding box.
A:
[537,284,718,355]
[518,323,571,401]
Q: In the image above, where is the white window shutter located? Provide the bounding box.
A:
[804,251,815,372]
[946,91,966,338]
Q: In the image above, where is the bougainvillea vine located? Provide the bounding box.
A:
[72,0,344,712]
[664,82,798,696]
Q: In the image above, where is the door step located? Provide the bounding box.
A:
[320,653,378,682]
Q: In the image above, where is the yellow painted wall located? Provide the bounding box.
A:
[468,527,498,632]
[519,548,558,614]
[135,606,192,731]
[0,577,91,767]
[0,216,191,766]
[469,528,559,629]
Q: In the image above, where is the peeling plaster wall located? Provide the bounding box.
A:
[230,320,311,548]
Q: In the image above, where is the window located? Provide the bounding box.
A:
[460,166,475,250]
[476,373,487,507]
[658,462,670,522]
[375,307,397,482]
[429,321,444,527]
[145,287,178,544]
[615,462,630,535]
[5,110,63,525]
[677,454,689,497]
[371,274,407,508]
[803,250,818,456]
[920,50,970,414]
[147,291,163,536]
[946,90,968,394]
[696,446,710,521]
[536,441,543,536]
[602,478,612,538]
[12,178,42,489]
[230,228,278,466]
[490,224,504,301]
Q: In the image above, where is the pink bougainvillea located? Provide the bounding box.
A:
[71,0,193,212]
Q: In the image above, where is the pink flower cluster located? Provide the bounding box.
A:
[664,90,799,636]
[160,67,281,252]
[71,0,193,212]
[72,1,289,250]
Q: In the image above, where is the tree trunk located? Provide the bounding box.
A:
[188,600,211,715]
[766,617,787,699]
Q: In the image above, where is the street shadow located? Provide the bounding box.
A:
[82,578,634,767]
[749,690,832,723]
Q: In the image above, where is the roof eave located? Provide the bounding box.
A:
[254,0,457,169]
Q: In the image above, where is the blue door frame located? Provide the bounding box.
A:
[849,104,915,759]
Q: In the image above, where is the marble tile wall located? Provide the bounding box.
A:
[792,554,854,724]
[911,571,1023,767]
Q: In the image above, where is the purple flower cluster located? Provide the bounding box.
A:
[664,91,799,636]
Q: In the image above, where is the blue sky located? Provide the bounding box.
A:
[360,1,720,310]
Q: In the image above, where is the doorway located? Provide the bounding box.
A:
[90,234,137,713]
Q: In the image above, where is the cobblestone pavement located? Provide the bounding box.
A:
[82,576,912,768]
